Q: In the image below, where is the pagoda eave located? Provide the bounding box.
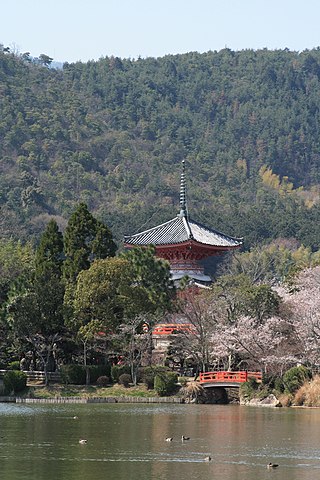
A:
[155,239,240,259]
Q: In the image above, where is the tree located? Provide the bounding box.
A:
[91,221,118,259]
[77,319,105,384]
[122,245,175,314]
[243,284,281,323]
[0,240,35,368]
[169,275,283,374]
[214,315,296,374]
[35,219,63,270]
[6,287,62,385]
[63,203,117,283]
[211,274,280,323]
[72,257,135,331]
[34,219,64,333]
[39,54,53,67]
[6,221,65,384]
[0,239,35,306]
[111,315,154,385]
[221,242,320,285]
[168,289,219,375]
[72,248,174,373]
[276,266,320,366]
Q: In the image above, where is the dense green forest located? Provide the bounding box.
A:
[1,45,320,249]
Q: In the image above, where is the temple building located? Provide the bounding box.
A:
[124,160,242,285]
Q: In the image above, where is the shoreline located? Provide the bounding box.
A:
[0,395,184,404]
[1,396,319,408]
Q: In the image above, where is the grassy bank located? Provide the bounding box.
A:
[9,375,320,406]
[24,383,161,399]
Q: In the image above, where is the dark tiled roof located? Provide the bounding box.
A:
[124,215,242,248]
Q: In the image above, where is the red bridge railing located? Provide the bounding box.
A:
[152,324,195,335]
[199,370,262,384]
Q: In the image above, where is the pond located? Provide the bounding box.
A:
[1,402,320,480]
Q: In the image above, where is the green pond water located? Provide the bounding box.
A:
[1,402,320,480]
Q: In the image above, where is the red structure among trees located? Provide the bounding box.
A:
[124,160,242,285]
[199,370,262,386]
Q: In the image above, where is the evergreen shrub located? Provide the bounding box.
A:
[154,371,178,396]
[141,366,169,389]
[89,365,111,383]
[60,365,86,385]
[283,366,312,394]
[3,370,27,394]
[7,361,20,370]
[118,373,132,387]
[140,366,156,389]
[262,374,285,394]
[274,377,285,393]
[239,377,259,400]
[96,376,110,387]
[111,365,130,383]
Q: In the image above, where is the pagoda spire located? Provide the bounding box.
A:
[179,160,188,218]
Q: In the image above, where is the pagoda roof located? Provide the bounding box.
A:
[124,214,242,249]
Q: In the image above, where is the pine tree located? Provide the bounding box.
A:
[34,219,64,333]
[122,245,175,313]
[63,203,117,283]
[91,221,117,259]
[7,220,65,384]
[35,219,63,276]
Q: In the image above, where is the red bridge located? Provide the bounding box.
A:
[199,371,262,388]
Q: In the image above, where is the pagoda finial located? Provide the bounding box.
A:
[179,160,187,217]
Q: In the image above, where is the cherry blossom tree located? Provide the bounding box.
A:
[212,315,297,374]
[276,266,320,367]
[168,267,320,376]
[168,289,222,374]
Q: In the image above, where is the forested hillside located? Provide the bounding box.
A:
[1,46,320,249]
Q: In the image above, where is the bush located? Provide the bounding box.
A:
[274,377,285,393]
[141,366,156,389]
[154,371,178,396]
[89,365,111,383]
[111,365,130,383]
[261,373,280,389]
[60,365,86,385]
[140,366,169,389]
[154,375,166,396]
[239,378,259,401]
[96,376,110,387]
[283,366,312,394]
[60,364,112,385]
[3,370,27,394]
[118,373,132,387]
[7,361,20,371]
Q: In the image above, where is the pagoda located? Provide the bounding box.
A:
[124,160,242,285]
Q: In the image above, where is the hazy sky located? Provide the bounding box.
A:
[2,0,320,63]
